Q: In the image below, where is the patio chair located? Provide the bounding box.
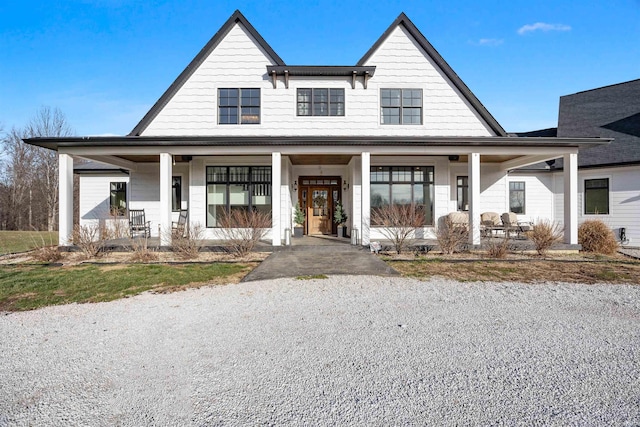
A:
[172,209,188,236]
[129,209,151,238]
[480,212,503,237]
[447,211,469,230]
[501,212,532,239]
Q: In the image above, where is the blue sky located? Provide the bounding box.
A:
[1,0,639,135]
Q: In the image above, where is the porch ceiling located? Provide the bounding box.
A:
[289,154,353,165]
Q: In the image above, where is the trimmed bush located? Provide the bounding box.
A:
[579,220,618,255]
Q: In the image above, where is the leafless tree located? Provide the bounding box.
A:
[0,107,74,231]
[370,204,425,254]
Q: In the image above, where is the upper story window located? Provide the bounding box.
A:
[218,88,260,124]
[380,89,422,125]
[297,88,345,116]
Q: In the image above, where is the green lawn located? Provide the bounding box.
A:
[0,263,254,311]
[0,231,59,254]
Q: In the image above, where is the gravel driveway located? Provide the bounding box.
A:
[1,276,639,425]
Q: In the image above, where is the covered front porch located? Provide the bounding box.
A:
[38,135,610,249]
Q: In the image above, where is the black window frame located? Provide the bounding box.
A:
[172,176,182,212]
[584,178,609,215]
[456,176,469,211]
[218,88,261,125]
[205,166,272,228]
[380,88,423,125]
[370,166,435,226]
[297,88,345,116]
[509,181,526,214]
[109,182,127,216]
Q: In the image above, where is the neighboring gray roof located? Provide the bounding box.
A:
[129,10,285,137]
[357,12,507,137]
[516,128,558,138]
[557,78,640,168]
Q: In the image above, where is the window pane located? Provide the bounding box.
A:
[206,184,226,227]
[416,183,434,226]
[509,181,525,214]
[403,89,422,107]
[219,107,238,124]
[371,167,389,183]
[585,179,609,214]
[381,107,400,124]
[313,88,328,116]
[297,89,311,116]
[241,88,260,107]
[391,184,412,205]
[229,167,249,182]
[207,167,227,182]
[392,167,412,182]
[381,89,401,107]
[219,89,238,106]
[402,107,421,124]
[172,176,181,211]
[371,184,390,208]
[241,106,260,124]
[110,182,127,216]
[229,184,249,209]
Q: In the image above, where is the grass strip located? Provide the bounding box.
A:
[0,263,254,311]
[0,231,59,255]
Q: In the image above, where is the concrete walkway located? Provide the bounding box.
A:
[242,239,399,282]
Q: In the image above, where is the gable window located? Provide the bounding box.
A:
[110,182,127,216]
[297,89,345,116]
[380,89,422,125]
[456,176,469,211]
[370,166,434,226]
[584,178,609,214]
[509,182,526,214]
[206,166,272,227]
[218,88,260,124]
[172,176,182,212]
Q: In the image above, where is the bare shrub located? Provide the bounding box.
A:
[171,222,205,259]
[129,237,158,263]
[370,204,425,254]
[436,216,468,254]
[526,219,563,256]
[217,209,271,257]
[28,232,62,262]
[579,220,618,255]
[484,234,511,259]
[71,223,113,259]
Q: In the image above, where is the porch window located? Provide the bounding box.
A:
[297,88,345,116]
[509,181,526,214]
[218,88,260,124]
[206,166,272,227]
[456,176,468,211]
[380,89,422,125]
[172,176,181,212]
[109,182,127,216]
[584,178,609,214]
[370,166,434,226]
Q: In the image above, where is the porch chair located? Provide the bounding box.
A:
[172,209,188,236]
[480,212,503,237]
[129,209,151,238]
[500,212,532,239]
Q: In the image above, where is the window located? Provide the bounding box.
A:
[584,178,609,214]
[380,89,422,125]
[218,88,260,124]
[206,166,272,227]
[110,182,127,216]
[172,176,182,212]
[370,166,434,225]
[297,88,345,116]
[509,182,526,214]
[457,176,469,211]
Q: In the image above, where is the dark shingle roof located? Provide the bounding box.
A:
[557,78,640,168]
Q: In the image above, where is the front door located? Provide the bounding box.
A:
[308,188,331,235]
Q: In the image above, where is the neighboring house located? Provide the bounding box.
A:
[24,10,608,248]
[513,79,640,245]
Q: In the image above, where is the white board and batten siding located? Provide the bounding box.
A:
[551,166,640,245]
[141,22,497,138]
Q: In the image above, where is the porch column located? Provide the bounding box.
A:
[160,153,172,246]
[361,151,371,246]
[563,152,578,244]
[58,153,74,246]
[468,152,481,246]
[272,152,282,246]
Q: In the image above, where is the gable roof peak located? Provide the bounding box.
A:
[130,9,284,136]
[357,12,507,137]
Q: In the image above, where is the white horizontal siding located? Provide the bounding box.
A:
[79,174,129,234]
[142,22,496,138]
[507,174,554,223]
